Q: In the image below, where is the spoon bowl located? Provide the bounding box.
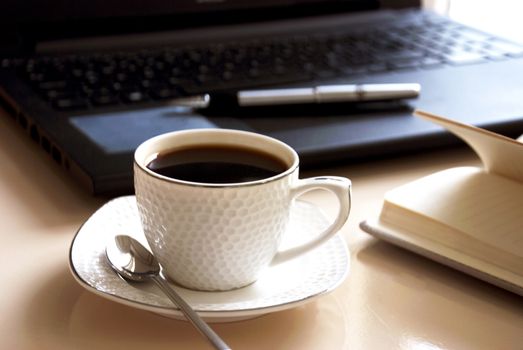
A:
[106,235,160,281]
[105,235,231,350]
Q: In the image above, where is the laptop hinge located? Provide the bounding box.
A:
[36,10,398,55]
[0,25,37,57]
[380,0,420,9]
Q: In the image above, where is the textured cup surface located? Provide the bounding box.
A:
[134,129,351,291]
[135,166,296,290]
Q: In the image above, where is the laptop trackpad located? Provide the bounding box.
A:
[69,106,223,154]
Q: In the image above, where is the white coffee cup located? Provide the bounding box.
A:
[134,129,351,291]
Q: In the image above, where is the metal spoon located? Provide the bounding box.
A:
[105,234,231,350]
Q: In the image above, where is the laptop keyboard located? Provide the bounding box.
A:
[7,14,523,111]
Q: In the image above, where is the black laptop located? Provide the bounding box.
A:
[1,0,523,195]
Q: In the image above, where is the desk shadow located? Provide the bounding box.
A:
[356,241,523,315]
[357,239,523,310]
[23,264,349,350]
[352,240,523,349]
[0,116,103,228]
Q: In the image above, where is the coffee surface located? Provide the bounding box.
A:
[146,145,288,183]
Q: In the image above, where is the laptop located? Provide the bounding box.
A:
[1,0,523,196]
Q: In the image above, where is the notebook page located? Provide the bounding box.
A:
[414,110,523,183]
[383,167,523,259]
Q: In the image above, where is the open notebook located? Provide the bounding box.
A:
[361,110,523,296]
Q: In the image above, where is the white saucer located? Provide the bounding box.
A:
[69,196,349,323]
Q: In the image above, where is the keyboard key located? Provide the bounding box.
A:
[53,97,89,110]
[121,91,147,104]
[91,94,119,106]
[366,62,389,73]
[389,58,423,70]
[444,50,487,65]
[340,65,369,76]
[487,39,523,56]
[38,80,68,90]
[378,50,426,61]
[419,57,443,67]
[150,87,183,100]
[44,89,70,101]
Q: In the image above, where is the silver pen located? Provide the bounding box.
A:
[236,83,421,106]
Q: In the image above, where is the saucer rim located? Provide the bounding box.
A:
[69,195,349,320]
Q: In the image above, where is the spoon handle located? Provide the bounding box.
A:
[152,276,232,350]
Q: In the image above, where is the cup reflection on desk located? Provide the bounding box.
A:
[134,128,352,291]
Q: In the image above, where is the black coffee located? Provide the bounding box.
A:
[146,145,288,183]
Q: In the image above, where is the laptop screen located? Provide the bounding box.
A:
[2,0,379,22]
[0,0,386,50]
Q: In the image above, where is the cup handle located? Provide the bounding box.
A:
[270,176,351,265]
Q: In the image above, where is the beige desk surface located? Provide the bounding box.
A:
[1,106,523,350]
